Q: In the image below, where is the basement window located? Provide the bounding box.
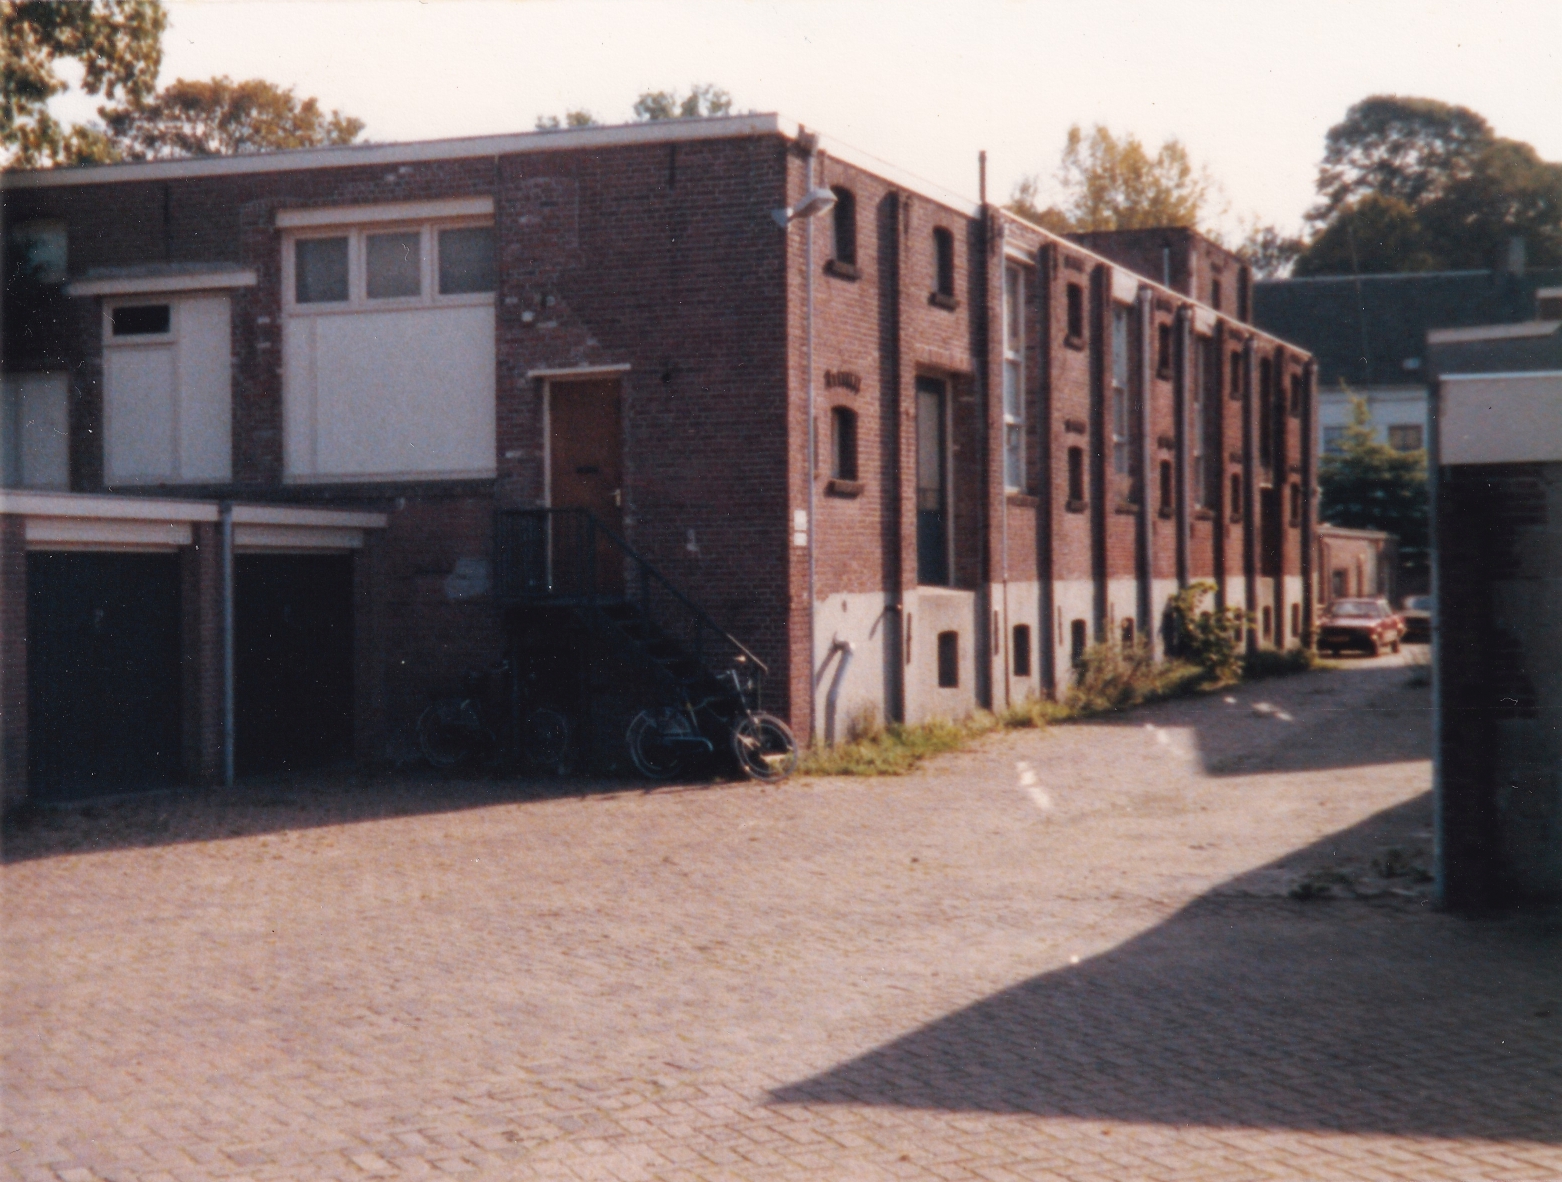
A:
[937,631,959,688]
[1013,624,1032,677]
[1070,619,1088,667]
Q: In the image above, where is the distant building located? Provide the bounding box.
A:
[1254,265,1562,459]
[1316,524,1396,606]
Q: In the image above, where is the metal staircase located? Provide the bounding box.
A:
[493,509,768,752]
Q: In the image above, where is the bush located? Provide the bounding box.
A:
[1065,642,1204,715]
[1242,646,1320,679]
[1166,581,1247,682]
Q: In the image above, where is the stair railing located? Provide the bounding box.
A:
[494,508,768,684]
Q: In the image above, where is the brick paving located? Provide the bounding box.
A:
[4,656,1560,1181]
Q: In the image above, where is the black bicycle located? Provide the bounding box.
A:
[626,663,798,782]
[419,660,570,771]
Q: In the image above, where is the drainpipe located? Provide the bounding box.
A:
[805,141,819,747]
[220,501,235,788]
[823,637,854,745]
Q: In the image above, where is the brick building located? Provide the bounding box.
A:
[1,115,1315,805]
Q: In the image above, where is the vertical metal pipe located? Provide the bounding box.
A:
[220,501,235,788]
[804,144,818,746]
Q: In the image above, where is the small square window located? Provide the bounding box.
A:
[438,226,496,295]
[1387,424,1424,452]
[111,304,172,336]
[295,236,349,303]
[936,631,959,688]
[366,231,422,299]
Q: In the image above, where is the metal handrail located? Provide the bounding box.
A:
[494,507,769,677]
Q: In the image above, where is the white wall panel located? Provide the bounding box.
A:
[179,296,233,481]
[285,304,495,481]
[105,344,177,482]
[2,373,70,489]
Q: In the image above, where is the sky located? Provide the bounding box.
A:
[50,0,1562,239]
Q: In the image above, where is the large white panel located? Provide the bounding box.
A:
[2,373,70,489]
[286,304,496,480]
[178,295,233,480]
[1441,374,1562,465]
[105,344,177,483]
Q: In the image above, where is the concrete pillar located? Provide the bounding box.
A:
[181,522,224,786]
[0,516,27,810]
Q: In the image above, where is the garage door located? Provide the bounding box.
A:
[27,552,183,801]
[235,554,354,775]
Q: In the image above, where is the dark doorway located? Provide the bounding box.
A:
[915,376,949,586]
[27,552,183,801]
[1260,486,1282,577]
[235,554,354,775]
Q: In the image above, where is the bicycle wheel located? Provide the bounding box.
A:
[418,699,483,769]
[731,711,798,781]
[627,707,693,780]
[522,708,570,768]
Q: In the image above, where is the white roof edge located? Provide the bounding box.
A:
[998,208,1310,354]
[1428,321,1562,344]
[1439,369,1562,382]
[67,268,257,297]
[1,113,791,190]
[0,490,389,528]
[810,129,979,218]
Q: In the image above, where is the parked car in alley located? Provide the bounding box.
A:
[1401,594,1433,644]
[1318,597,1405,657]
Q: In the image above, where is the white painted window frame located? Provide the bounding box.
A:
[282,215,495,316]
[1002,263,1026,492]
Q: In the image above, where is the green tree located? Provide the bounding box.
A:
[534,109,598,131]
[1238,218,1306,280]
[1296,94,1562,274]
[1004,174,1072,233]
[632,83,732,122]
[2,0,165,167]
[1009,124,1219,234]
[99,76,364,159]
[1318,395,1428,578]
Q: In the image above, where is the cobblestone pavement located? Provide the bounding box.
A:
[5,655,1560,1181]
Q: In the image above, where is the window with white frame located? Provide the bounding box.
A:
[1002,263,1026,491]
[281,201,497,483]
[1111,302,1132,496]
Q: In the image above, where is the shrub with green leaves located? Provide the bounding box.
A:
[1166,581,1247,682]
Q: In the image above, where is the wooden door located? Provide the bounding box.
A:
[549,378,624,594]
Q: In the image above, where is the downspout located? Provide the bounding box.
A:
[1135,288,1153,652]
[1242,338,1259,654]
[220,501,235,788]
[1299,360,1316,643]
[804,138,819,746]
[1173,305,1191,590]
[1034,244,1057,699]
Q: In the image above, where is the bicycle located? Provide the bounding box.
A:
[418,659,570,771]
[625,662,798,782]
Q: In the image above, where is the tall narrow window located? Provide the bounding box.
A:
[830,406,858,481]
[915,377,949,586]
[1289,372,1303,416]
[1121,618,1135,647]
[1066,282,1085,342]
[1229,351,1244,399]
[1156,322,1172,378]
[1288,481,1301,527]
[830,187,857,270]
[1191,336,1211,508]
[1230,473,1243,522]
[933,227,955,299]
[1211,278,1223,312]
[1003,264,1025,491]
[1111,303,1133,499]
[1159,460,1173,515]
[1067,446,1085,506]
[1259,356,1274,468]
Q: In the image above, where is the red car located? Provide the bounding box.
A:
[1318,597,1406,657]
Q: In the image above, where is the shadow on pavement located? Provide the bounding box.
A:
[0,768,696,865]
[1073,660,1433,778]
[773,794,1562,1142]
